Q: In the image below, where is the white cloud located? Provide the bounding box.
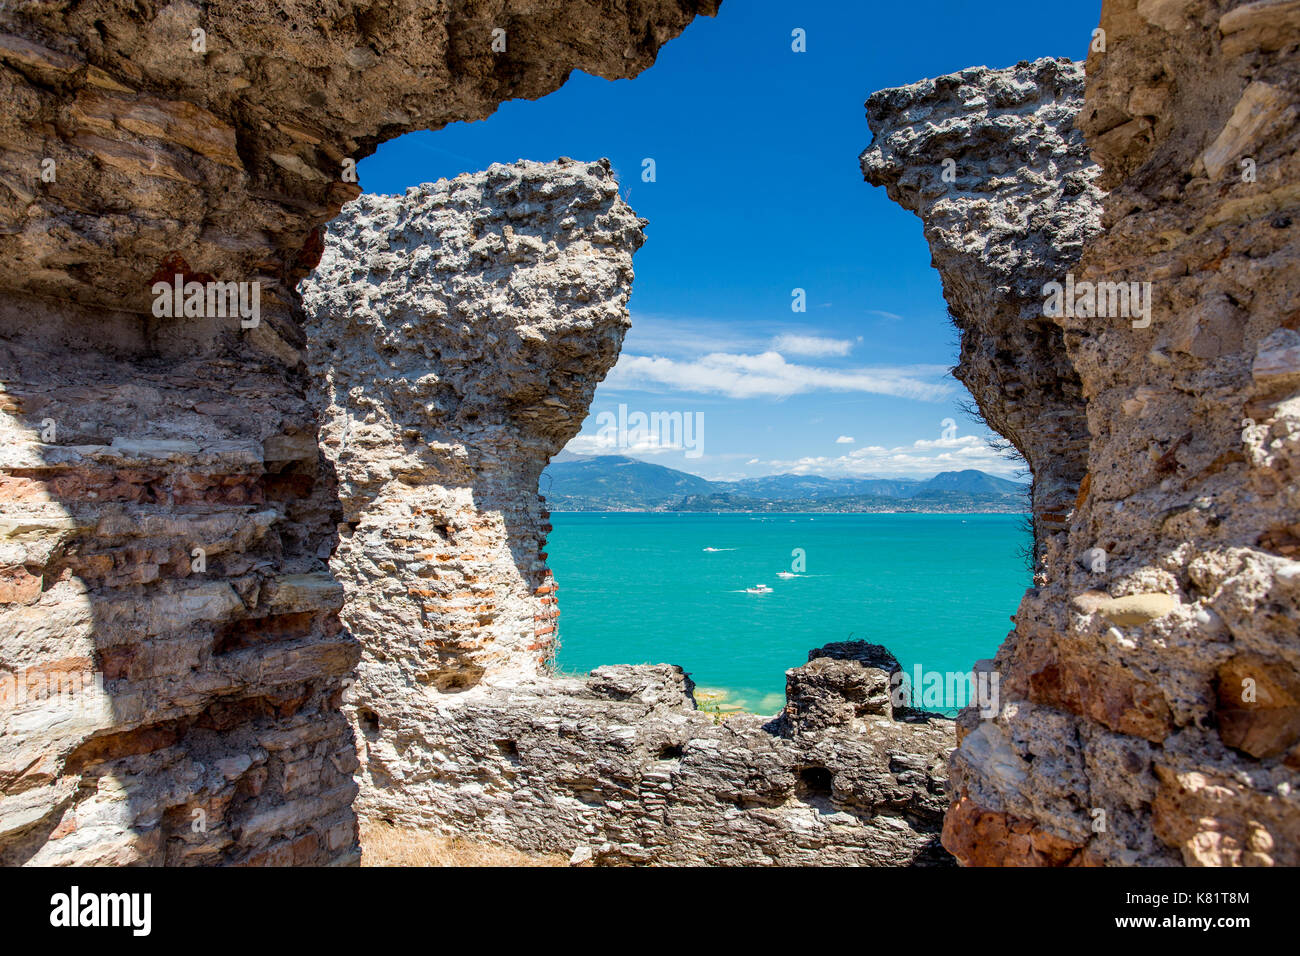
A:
[563,432,685,457]
[835,435,855,444]
[621,315,765,358]
[771,334,853,357]
[604,351,952,401]
[756,434,1025,478]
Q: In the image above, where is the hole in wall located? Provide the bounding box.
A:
[495,739,520,761]
[797,766,834,798]
[358,708,381,738]
[422,667,486,692]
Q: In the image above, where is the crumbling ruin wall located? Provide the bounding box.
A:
[866,4,1300,865]
[373,644,955,866]
[0,0,717,313]
[300,160,956,866]
[0,1,718,866]
[861,57,1102,560]
[300,158,643,795]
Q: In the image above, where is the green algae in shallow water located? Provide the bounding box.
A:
[548,512,1031,715]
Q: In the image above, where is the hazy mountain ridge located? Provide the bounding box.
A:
[541,456,1028,512]
[717,473,923,499]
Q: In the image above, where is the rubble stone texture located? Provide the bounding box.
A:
[5,0,1294,869]
[424,646,953,866]
[0,2,717,866]
[866,3,1300,865]
[301,167,955,865]
[302,160,644,696]
[361,640,953,866]
[0,0,718,313]
[861,57,1102,558]
[301,158,635,738]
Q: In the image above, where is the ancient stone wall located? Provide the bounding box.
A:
[364,643,954,866]
[300,157,642,777]
[0,2,717,866]
[7,0,1291,869]
[0,303,361,866]
[301,161,955,865]
[866,4,1300,865]
[862,57,1102,561]
[0,0,717,312]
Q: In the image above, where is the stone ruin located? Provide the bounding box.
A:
[1,0,1297,866]
[863,1,1300,866]
[0,0,718,867]
[299,161,954,864]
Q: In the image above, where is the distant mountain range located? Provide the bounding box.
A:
[540,455,1028,513]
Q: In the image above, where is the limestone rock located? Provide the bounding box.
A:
[876,2,1300,867]
[344,642,955,866]
[1252,328,1300,392]
[1216,653,1300,759]
[301,169,957,866]
[783,642,900,732]
[861,58,1102,558]
[0,3,717,867]
[301,159,642,697]
[1198,81,1296,180]
[0,0,719,312]
[1080,591,1181,627]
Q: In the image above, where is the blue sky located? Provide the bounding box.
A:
[360,0,1102,479]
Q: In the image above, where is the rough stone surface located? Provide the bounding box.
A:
[8,0,1294,870]
[867,4,1300,865]
[0,297,362,867]
[353,642,954,866]
[861,57,1103,557]
[0,0,718,312]
[301,156,641,736]
[0,3,716,866]
[301,166,955,865]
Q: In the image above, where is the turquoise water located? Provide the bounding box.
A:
[548,512,1030,714]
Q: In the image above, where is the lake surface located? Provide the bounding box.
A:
[548,512,1030,714]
